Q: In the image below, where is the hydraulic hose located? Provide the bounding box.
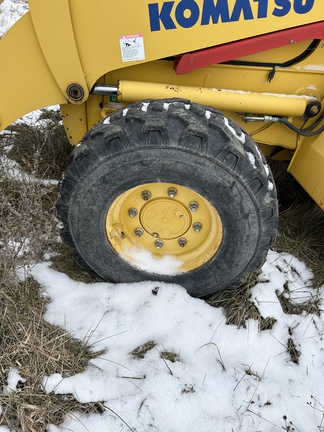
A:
[243,115,324,137]
[278,118,324,137]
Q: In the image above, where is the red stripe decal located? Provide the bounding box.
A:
[174,21,324,74]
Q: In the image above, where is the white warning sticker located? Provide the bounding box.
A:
[119,34,145,62]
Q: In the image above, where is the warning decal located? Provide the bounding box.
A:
[119,34,146,62]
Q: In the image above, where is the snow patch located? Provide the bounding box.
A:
[124,245,184,275]
[299,65,324,71]
[205,110,212,120]
[0,0,28,37]
[246,151,257,169]
[224,117,246,144]
[0,154,57,186]
[7,239,30,257]
[141,102,150,112]
[254,143,263,160]
[28,251,324,432]
[5,369,26,393]
[103,117,110,125]
[264,163,270,176]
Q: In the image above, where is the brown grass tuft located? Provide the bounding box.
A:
[269,159,324,288]
[0,276,104,431]
[4,109,72,180]
[131,341,156,360]
[206,272,276,329]
[50,243,102,284]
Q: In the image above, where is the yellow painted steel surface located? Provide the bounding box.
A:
[0,12,66,130]
[0,0,324,131]
[118,80,315,117]
[106,183,223,272]
[289,125,324,209]
[28,0,89,104]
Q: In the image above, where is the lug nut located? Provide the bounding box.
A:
[134,228,143,237]
[189,201,199,212]
[142,190,152,201]
[178,238,187,247]
[168,187,178,198]
[128,208,138,218]
[193,222,202,233]
[155,239,164,249]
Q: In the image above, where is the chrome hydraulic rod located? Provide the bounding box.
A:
[91,84,119,95]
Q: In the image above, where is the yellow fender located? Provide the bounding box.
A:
[289,126,324,209]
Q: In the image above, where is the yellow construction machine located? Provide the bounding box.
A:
[1,0,324,296]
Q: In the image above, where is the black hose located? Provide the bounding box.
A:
[278,117,324,137]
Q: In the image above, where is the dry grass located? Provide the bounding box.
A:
[276,206,324,287]
[0,116,101,431]
[131,341,156,360]
[5,109,72,180]
[0,278,103,432]
[269,159,324,287]
[207,273,277,330]
[50,243,102,284]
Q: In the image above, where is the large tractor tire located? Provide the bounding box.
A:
[57,99,278,297]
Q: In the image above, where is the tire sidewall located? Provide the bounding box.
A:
[69,147,261,295]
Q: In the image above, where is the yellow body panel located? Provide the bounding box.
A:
[0,0,324,208]
[0,12,66,130]
[28,0,89,104]
[0,0,323,130]
[66,0,323,87]
[289,124,324,209]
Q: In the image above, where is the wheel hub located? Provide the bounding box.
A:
[105,183,223,272]
[140,199,190,239]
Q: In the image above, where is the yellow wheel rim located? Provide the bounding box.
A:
[105,183,223,273]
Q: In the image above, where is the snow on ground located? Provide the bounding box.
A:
[0,0,27,37]
[15,252,324,432]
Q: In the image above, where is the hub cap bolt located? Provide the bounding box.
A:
[135,228,143,237]
[178,238,187,247]
[155,240,164,249]
[193,222,202,233]
[168,187,178,198]
[128,208,138,218]
[142,190,152,201]
[189,201,199,212]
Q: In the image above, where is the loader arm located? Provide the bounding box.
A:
[1,0,323,131]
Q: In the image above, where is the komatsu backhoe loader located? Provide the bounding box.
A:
[1,0,323,297]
